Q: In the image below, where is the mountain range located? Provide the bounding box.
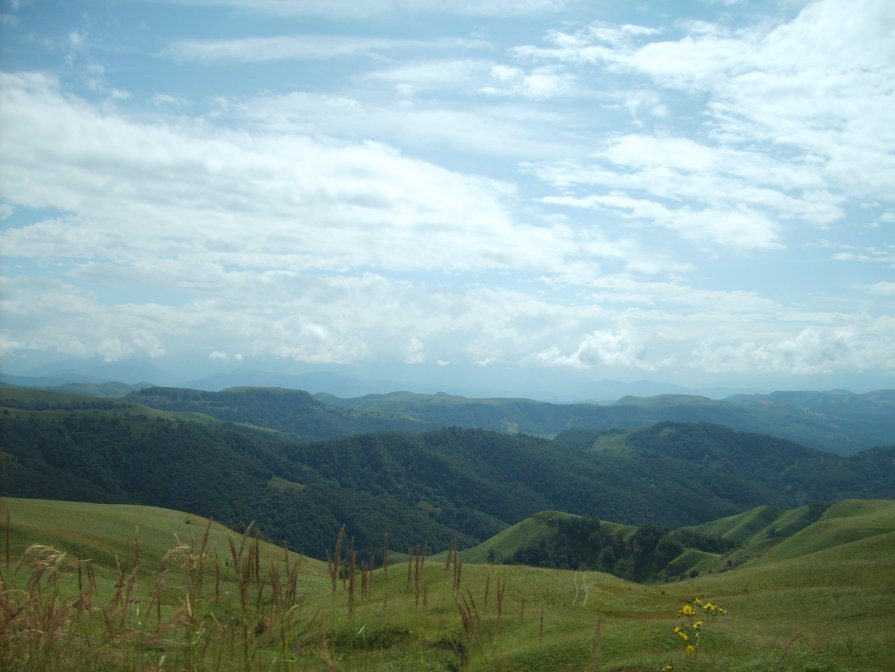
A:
[2,383,893,562]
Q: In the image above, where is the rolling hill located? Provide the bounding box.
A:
[2,497,893,671]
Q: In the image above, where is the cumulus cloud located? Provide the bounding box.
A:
[533,328,656,370]
[691,319,895,375]
[521,0,893,254]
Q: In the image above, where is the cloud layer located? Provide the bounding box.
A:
[1,0,893,389]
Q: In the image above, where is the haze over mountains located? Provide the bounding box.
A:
[6,355,894,403]
[4,372,892,455]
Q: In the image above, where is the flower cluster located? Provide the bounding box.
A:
[673,597,727,656]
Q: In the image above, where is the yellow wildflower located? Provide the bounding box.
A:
[680,604,696,616]
[693,621,703,630]
[685,644,696,655]
[676,630,689,641]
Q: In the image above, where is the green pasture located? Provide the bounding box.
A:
[2,497,893,671]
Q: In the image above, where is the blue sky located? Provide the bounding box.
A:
[1,0,893,396]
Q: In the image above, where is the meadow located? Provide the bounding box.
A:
[2,497,893,672]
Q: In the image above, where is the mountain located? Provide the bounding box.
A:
[5,375,894,454]
[318,389,895,454]
[3,386,894,561]
[128,385,437,439]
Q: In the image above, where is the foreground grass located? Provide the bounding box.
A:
[2,498,894,671]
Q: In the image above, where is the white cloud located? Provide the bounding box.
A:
[864,282,895,296]
[4,0,893,386]
[210,350,243,360]
[532,328,657,371]
[2,72,581,276]
[833,245,895,267]
[691,318,895,375]
[209,90,589,162]
[168,36,487,62]
[151,93,187,106]
[543,193,782,250]
[366,59,493,90]
[520,0,893,259]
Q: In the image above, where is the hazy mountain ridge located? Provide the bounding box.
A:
[4,376,893,454]
[318,388,895,454]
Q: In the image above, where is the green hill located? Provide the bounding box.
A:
[455,510,578,564]
[2,497,893,672]
[760,499,895,562]
[1,497,329,581]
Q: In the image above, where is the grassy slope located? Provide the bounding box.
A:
[4,497,893,671]
[687,504,815,545]
[1,497,328,581]
[451,511,571,564]
[456,511,633,565]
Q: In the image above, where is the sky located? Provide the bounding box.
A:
[1,0,894,398]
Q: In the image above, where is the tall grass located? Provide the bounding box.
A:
[2,500,894,672]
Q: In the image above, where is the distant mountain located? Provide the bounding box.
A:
[0,360,748,401]
[3,377,893,454]
[318,389,895,455]
[129,385,437,440]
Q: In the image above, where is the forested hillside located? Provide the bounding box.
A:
[130,385,436,439]
[5,382,894,453]
[3,392,893,561]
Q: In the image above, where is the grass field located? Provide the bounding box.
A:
[2,497,894,671]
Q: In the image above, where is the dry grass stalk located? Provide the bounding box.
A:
[456,592,478,641]
[327,525,346,595]
[413,546,424,607]
[496,576,507,620]
[383,533,389,579]
[348,538,356,615]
